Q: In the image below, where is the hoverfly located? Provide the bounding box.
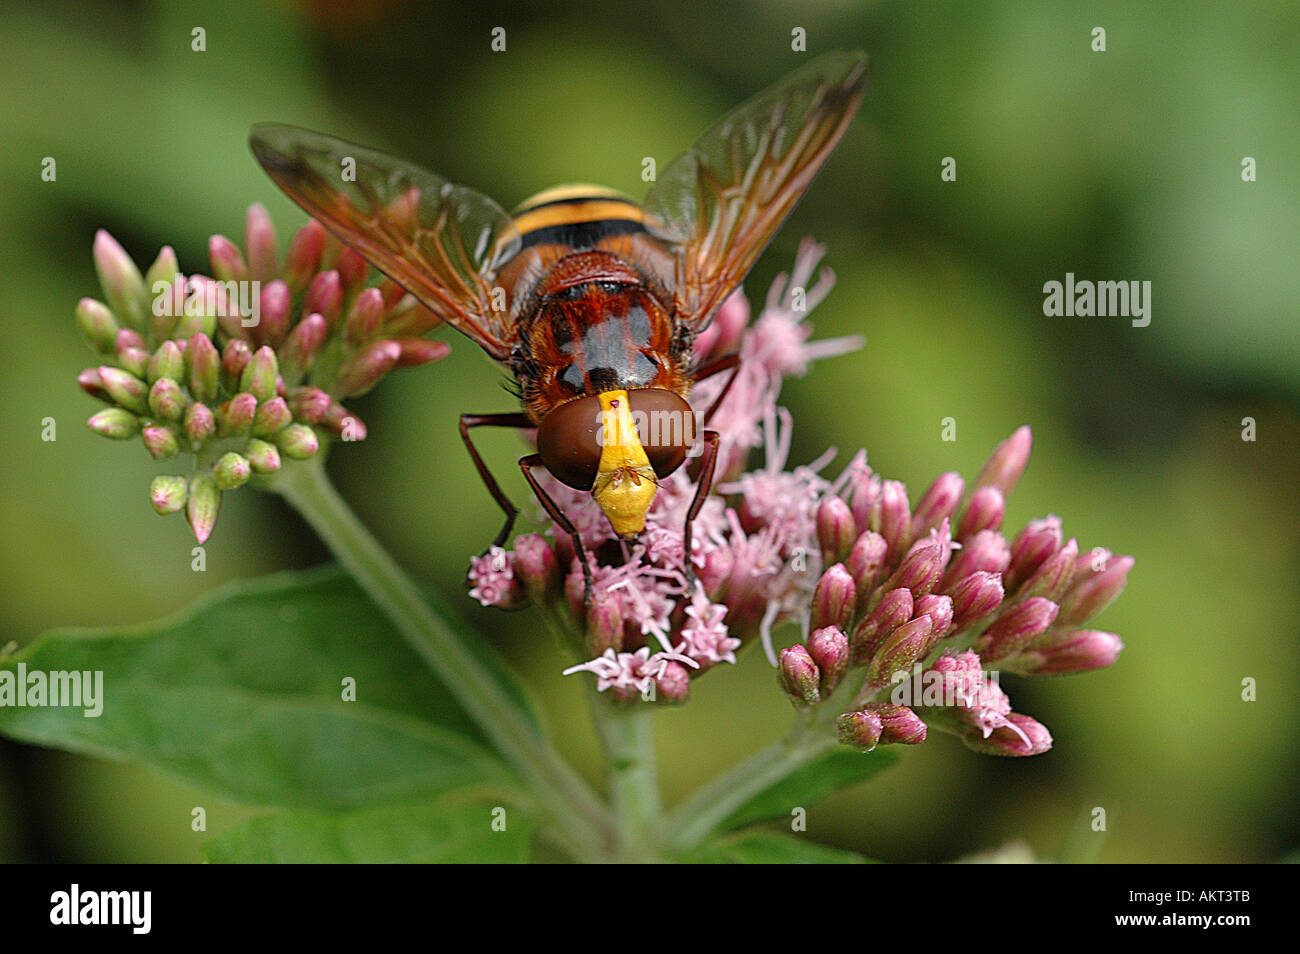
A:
[250,51,869,599]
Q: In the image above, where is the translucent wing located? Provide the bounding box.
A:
[249,123,522,360]
[643,51,869,331]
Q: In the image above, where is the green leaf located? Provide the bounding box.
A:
[722,747,900,831]
[684,830,872,864]
[204,793,535,863]
[0,565,521,808]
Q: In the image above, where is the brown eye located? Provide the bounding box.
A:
[537,395,603,490]
[627,388,694,479]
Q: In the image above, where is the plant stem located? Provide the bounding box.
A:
[661,714,837,853]
[590,698,662,862]
[274,455,612,861]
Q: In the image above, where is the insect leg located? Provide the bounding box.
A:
[519,454,596,604]
[682,429,721,593]
[459,412,534,548]
[690,352,741,427]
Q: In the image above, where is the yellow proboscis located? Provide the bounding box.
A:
[591,390,658,538]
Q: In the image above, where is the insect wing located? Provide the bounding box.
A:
[249,123,522,360]
[643,51,869,331]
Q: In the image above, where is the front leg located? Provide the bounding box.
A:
[682,429,720,593]
[520,454,596,605]
[459,412,533,549]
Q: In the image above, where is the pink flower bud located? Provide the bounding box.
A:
[288,386,333,424]
[186,473,221,544]
[284,219,326,292]
[278,313,329,382]
[245,438,282,475]
[392,337,451,368]
[182,401,216,446]
[323,404,367,441]
[221,339,253,390]
[837,708,883,751]
[585,592,624,655]
[343,287,386,345]
[872,479,911,562]
[276,423,320,460]
[244,204,279,282]
[93,230,148,330]
[817,495,856,566]
[974,426,1032,498]
[252,396,292,437]
[76,297,119,352]
[942,529,1010,588]
[148,340,185,385]
[88,407,140,439]
[141,424,179,460]
[974,596,1059,661]
[213,451,252,490]
[948,571,1005,632]
[810,563,856,632]
[256,280,292,347]
[116,345,149,380]
[957,485,1005,540]
[911,472,964,539]
[884,538,946,596]
[1001,628,1124,676]
[148,276,183,342]
[1006,516,1062,590]
[186,333,220,403]
[851,587,913,664]
[149,475,187,515]
[78,368,110,402]
[1057,554,1134,626]
[961,713,1052,757]
[209,234,248,283]
[303,269,343,328]
[217,393,258,437]
[807,626,849,695]
[336,340,401,397]
[1018,537,1078,602]
[867,615,933,690]
[915,593,954,640]
[97,366,148,414]
[235,346,276,403]
[654,661,692,704]
[847,470,880,539]
[847,530,889,606]
[778,645,821,706]
[872,703,928,745]
[513,534,561,602]
[115,328,144,351]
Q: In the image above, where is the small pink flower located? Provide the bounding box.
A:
[674,586,739,669]
[563,647,698,701]
[919,651,1051,757]
[467,546,523,608]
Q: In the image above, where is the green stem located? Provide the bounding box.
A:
[274,455,612,861]
[591,698,662,862]
[661,713,837,853]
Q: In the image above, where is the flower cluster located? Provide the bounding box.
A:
[468,240,1131,747]
[77,206,447,541]
[800,429,1131,757]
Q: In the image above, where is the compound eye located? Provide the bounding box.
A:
[627,388,694,479]
[537,395,603,490]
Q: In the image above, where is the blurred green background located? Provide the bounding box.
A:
[1,0,1296,863]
